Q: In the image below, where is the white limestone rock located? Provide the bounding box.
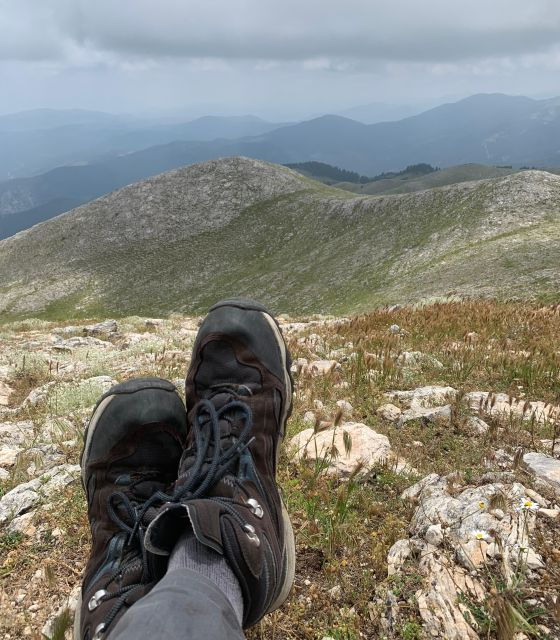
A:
[23,381,56,406]
[465,391,560,425]
[290,422,393,476]
[305,360,341,376]
[0,464,80,524]
[466,416,490,434]
[335,400,353,417]
[376,403,402,422]
[523,452,560,497]
[398,404,452,427]
[386,386,457,408]
[397,351,444,370]
[84,319,118,337]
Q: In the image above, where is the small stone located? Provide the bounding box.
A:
[386,539,413,575]
[313,400,325,411]
[51,527,64,538]
[328,585,342,599]
[290,358,309,373]
[28,604,40,612]
[145,318,163,329]
[387,386,457,408]
[33,568,44,581]
[335,400,353,416]
[303,411,316,425]
[23,382,56,407]
[376,404,402,422]
[397,351,443,369]
[489,508,505,520]
[539,508,559,518]
[389,324,400,334]
[305,360,341,376]
[425,523,444,546]
[42,584,81,639]
[7,512,36,537]
[84,319,118,337]
[0,381,14,406]
[466,416,490,434]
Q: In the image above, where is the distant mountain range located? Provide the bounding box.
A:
[1,93,560,240]
[0,112,287,181]
[1,157,559,320]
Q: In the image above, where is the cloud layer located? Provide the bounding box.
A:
[2,0,560,65]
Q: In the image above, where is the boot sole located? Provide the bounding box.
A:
[208,299,296,613]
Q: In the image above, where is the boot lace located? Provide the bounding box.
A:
[171,387,259,529]
[89,473,170,639]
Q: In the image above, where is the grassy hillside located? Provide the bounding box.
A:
[336,164,518,195]
[0,158,559,321]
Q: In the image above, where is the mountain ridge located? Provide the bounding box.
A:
[1,157,559,320]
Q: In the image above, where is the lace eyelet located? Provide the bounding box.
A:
[243,523,261,547]
[93,622,107,640]
[88,590,108,611]
[246,498,264,519]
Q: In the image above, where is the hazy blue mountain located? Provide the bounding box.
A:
[0,111,287,180]
[335,101,426,123]
[2,94,560,238]
[0,108,126,132]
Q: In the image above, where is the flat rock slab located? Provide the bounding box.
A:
[398,404,452,427]
[523,452,560,496]
[84,319,118,337]
[54,336,114,351]
[386,386,457,408]
[465,391,560,424]
[304,360,341,376]
[0,464,80,524]
[290,422,392,476]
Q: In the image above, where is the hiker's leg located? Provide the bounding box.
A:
[108,568,245,640]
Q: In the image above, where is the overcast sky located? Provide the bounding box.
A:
[1,0,560,119]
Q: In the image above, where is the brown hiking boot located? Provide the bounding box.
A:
[145,298,296,628]
[74,378,187,640]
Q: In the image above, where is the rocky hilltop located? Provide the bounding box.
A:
[0,157,559,319]
[0,301,559,639]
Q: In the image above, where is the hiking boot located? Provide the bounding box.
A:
[146,298,296,628]
[75,378,187,640]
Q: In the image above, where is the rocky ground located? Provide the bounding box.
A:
[0,301,559,639]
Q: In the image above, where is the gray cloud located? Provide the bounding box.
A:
[2,0,560,64]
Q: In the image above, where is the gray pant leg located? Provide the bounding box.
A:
[109,568,246,640]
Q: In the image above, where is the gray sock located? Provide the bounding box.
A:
[168,531,244,625]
